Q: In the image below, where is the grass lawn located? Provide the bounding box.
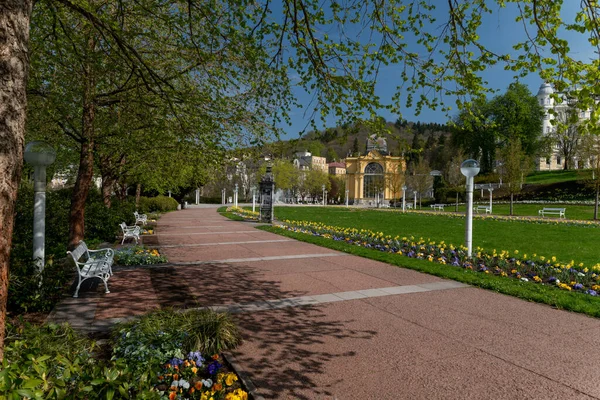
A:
[273,206,600,267]
[445,202,597,220]
[525,169,592,184]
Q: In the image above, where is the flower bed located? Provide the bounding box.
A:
[278,220,600,297]
[114,245,167,265]
[226,206,259,220]
[156,353,247,400]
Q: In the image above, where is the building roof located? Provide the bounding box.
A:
[537,82,554,97]
[328,162,346,168]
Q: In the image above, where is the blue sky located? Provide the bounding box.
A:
[277,2,593,140]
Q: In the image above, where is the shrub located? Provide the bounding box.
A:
[138,195,179,213]
[8,257,72,314]
[1,322,158,398]
[112,309,241,376]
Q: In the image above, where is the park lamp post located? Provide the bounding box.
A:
[234,183,239,208]
[488,187,494,213]
[461,159,480,257]
[322,184,326,206]
[24,141,56,273]
[251,185,257,213]
[345,189,349,207]
[413,191,417,210]
[402,185,407,212]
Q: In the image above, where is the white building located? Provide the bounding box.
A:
[536,82,593,170]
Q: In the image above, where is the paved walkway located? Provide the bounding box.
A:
[50,207,600,399]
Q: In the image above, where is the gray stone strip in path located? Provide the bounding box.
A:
[157,239,294,248]
[155,231,257,236]
[71,281,469,333]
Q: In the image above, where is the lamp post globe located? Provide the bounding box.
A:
[24,141,56,273]
[460,159,480,257]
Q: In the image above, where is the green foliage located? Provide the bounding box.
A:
[113,246,167,266]
[8,258,71,314]
[112,309,241,376]
[138,196,179,213]
[1,322,157,399]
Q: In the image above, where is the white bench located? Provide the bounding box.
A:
[538,207,566,218]
[120,222,141,244]
[475,205,491,214]
[430,204,445,211]
[67,240,114,298]
[405,203,413,210]
[134,211,147,225]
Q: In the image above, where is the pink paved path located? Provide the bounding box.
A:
[54,207,600,399]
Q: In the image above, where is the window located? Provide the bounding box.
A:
[546,158,551,165]
[363,162,384,199]
[557,156,562,165]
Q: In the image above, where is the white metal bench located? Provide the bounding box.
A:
[134,211,147,225]
[538,207,566,218]
[475,205,491,214]
[430,204,445,211]
[67,240,113,298]
[406,203,413,210]
[120,222,141,244]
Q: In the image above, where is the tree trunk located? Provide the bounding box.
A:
[510,193,514,216]
[68,48,96,249]
[101,175,114,208]
[595,185,599,221]
[0,0,33,362]
[135,183,141,209]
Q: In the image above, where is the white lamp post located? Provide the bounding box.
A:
[168,190,171,197]
[345,189,349,207]
[251,186,257,212]
[195,188,200,205]
[322,184,326,206]
[24,141,56,273]
[488,187,494,213]
[234,183,239,208]
[413,191,417,210]
[461,159,481,257]
[402,185,407,211]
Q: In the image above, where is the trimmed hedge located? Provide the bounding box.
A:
[139,195,179,212]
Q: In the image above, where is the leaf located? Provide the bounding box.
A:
[21,379,43,389]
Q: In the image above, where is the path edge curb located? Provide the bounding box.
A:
[223,351,265,400]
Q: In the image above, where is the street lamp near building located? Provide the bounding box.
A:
[461,159,480,257]
[488,187,494,213]
[413,191,417,210]
[251,185,257,213]
[234,183,239,208]
[345,189,349,207]
[322,184,326,206]
[402,185,407,212]
[24,141,56,273]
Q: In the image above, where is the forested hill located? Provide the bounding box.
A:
[263,119,452,163]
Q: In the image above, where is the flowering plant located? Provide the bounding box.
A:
[226,207,259,221]
[114,246,167,265]
[156,353,247,400]
[278,220,600,297]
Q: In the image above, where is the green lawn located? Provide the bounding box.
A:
[444,202,597,220]
[525,169,592,184]
[273,206,600,267]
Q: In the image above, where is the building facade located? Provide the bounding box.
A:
[328,162,346,175]
[344,136,405,206]
[293,151,328,172]
[536,82,593,170]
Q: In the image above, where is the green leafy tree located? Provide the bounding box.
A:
[502,139,530,216]
[5,0,600,362]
